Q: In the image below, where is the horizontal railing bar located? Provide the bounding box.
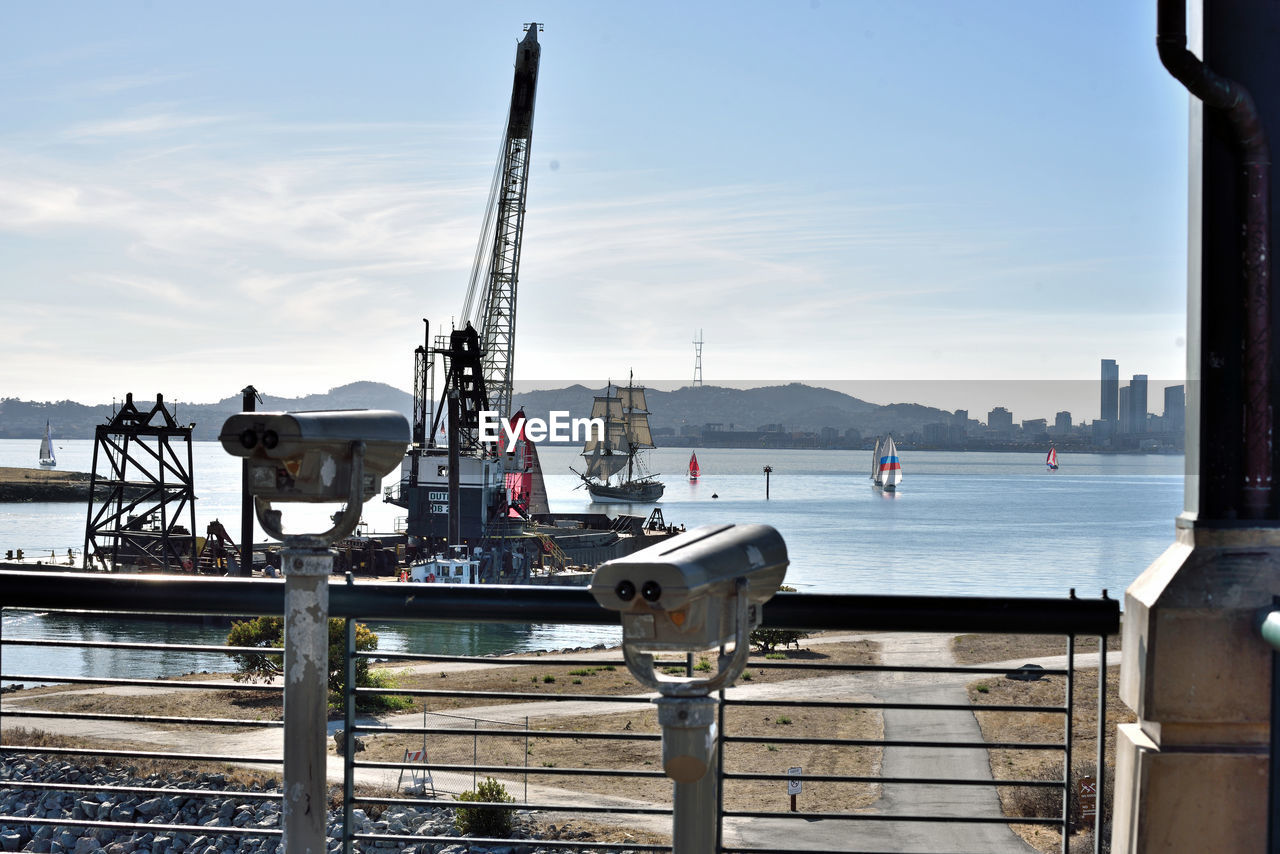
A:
[0,674,279,692]
[726,698,1067,713]
[0,572,1119,635]
[0,745,281,765]
[348,794,672,815]
[0,815,282,837]
[722,809,1065,825]
[352,760,668,779]
[722,735,1064,750]
[355,651,629,666]
[354,724,661,741]
[1,638,283,656]
[353,832,667,851]
[1,710,282,728]
[725,772,1064,787]
[1,780,283,801]
[720,848,1002,854]
[352,687,652,703]
[354,650,1070,677]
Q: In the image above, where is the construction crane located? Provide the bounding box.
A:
[391,24,544,565]
[460,21,542,420]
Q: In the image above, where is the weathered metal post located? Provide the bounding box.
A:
[282,544,330,854]
[217,409,409,853]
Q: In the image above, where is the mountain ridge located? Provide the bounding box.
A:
[0,381,952,442]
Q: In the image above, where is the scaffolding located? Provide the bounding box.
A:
[83,393,198,572]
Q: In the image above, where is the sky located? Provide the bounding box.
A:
[0,2,1190,422]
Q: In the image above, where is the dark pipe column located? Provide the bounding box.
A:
[1172,0,1278,523]
[239,385,258,576]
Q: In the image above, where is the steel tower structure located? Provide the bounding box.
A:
[465,23,541,420]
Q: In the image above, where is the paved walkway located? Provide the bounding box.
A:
[2,633,1114,852]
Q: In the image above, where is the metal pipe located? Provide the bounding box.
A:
[1158,0,1273,518]
[239,385,258,576]
[343,575,356,854]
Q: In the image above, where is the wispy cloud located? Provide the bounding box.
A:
[63,111,235,140]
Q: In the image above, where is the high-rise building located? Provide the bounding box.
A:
[1055,411,1072,434]
[1119,386,1132,434]
[988,406,1014,436]
[1131,374,1149,433]
[1164,384,1186,434]
[1101,359,1119,422]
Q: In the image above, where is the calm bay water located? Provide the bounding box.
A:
[0,439,1183,681]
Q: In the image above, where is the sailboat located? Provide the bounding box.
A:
[38,421,56,468]
[503,409,550,516]
[688,452,701,481]
[1046,446,1059,471]
[570,374,665,503]
[873,434,901,492]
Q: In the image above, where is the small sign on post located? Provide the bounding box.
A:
[1077,775,1097,823]
[787,766,802,812]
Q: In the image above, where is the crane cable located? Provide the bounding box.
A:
[459,116,512,330]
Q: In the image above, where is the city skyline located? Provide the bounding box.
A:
[0,4,1187,408]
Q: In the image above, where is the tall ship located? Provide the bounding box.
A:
[572,375,665,504]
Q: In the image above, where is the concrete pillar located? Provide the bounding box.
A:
[1112,521,1275,851]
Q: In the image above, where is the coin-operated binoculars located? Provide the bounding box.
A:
[219,410,408,854]
[591,524,788,853]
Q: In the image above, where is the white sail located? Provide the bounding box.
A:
[583,448,629,480]
[38,421,56,467]
[878,436,902,487]
[588,395,623,422]
[618,386,648,413]
[870,437,881,482]
[623,411,654,448]
[527,442,550,515]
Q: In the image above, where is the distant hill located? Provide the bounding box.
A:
[0,382,414,442]
[511,382,953,439]
[0,380,953,443]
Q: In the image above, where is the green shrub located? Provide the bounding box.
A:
[227,617,381,709]
[455,777,515,838]
[749,586,810,653]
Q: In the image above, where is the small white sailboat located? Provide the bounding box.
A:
[38,421,56,468]
[873,435,901,492]
[1046,446,1059,471]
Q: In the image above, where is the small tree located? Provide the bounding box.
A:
[749,586,809,653]
[227,616,379,697]
[455,777,515,838]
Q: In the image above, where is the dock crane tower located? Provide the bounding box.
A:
[460,21,541,420]
[392,23,543,560]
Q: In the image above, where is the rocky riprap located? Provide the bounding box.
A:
[0,757,641,854]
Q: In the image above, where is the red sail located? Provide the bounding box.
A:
[688,452,701,481]
[504,410,534,513]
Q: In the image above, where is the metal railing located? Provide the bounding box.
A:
[0,571,1119,853]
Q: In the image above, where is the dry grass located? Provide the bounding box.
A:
[963,634,1132,854]
[952,632,1121,666]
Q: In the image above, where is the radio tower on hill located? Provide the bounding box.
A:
[693,330,703,386]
